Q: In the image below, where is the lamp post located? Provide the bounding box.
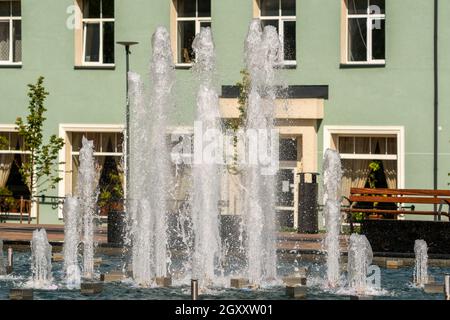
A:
[117,41,139,208]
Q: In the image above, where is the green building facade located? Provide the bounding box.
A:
[0,0,449,226]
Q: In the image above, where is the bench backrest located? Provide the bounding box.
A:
[349,188,450,205]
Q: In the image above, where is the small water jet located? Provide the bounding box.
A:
[31,229,53,287]
[62,196,81,288]
[323,149,343,288]
[0,239,6,275]
[78,137,98,279]
[414,239,428,286]
[347,234,373,293]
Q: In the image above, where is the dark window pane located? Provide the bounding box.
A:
[200,21,211,29]
[102,0,114,18]
[347,0,368,15]
[281,0,295,16]
[178,21,195,63]
[261,19,279,33]
[260,0,279,16]
[371,137,386,154]
[339,137,354,153]
[0,2,10,16]
[276,169,294,207]
[83,0,101,18]
[12,1,20,16]
[369,0,385,14]
[177,0,196,17]
[279,138,297,161]
[348,18,367,61]
[103,22,114,63]
[0,22,10,61]
[13,20,21,62]
[198,0,211,17]
[283,21,295,61]
[85,23,100,62]
[372,19,385,60]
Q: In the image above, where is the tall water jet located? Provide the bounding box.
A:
[323,148,343,288]
[190,27,223,287]
[128,27,174,286]
[347,234,373,293]
[243,20,280,285]
[31,229,53,287]
[63,196,81,288]
[78,137,98,279]
[414,239,428,286]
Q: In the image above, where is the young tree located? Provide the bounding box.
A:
[15,76,65,195]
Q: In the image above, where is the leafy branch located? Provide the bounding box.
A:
[15,76,65,195]
[223,69,250,175]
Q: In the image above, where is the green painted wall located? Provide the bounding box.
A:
[0,0,448,224]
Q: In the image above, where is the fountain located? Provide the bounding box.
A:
[414,239,428,286]
[242,20,281,285]
[30,229,53,287]
[323,148,343,288]
[0,239,6,275]
[190,27,223,287]
[347,234,373,293]
[128,26,174,286]
[78,137,98,279]
[62,196,81,288]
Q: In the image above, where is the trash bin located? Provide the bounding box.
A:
[297,173,319,234]
[107,211,126,246]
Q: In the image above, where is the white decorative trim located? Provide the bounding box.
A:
[323,125,405,189]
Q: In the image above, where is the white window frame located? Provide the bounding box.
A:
[323,126,405,189]
[0,0,21,65]
[175,0,211,67]
[58,124,125,218]
[345,0,385,65]
[82,0,115,66]
[259,0,296,66]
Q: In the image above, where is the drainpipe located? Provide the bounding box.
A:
[433,0,439,220]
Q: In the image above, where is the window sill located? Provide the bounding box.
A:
[74,64,116,70]
[175,63,193,70]
[0,63,22,69]
[340,63,386,69]
[276,62,297,69]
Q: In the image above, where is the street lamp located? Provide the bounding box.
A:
[117,41,139,207]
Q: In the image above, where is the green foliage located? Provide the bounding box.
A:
[367,160,381,189]
[15,76,65,194]
[224,70,250,174]
[98,171,124,209]
[279,226,298,233]
[0,187,16,212]
[0,136,8,150]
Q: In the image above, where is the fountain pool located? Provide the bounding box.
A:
[0,250,448,300]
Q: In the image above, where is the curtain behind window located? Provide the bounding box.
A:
[0,154,14,188]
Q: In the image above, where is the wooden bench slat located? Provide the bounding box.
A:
[350,188,450,197]
[342,208,449,217]
[349,195,450,205]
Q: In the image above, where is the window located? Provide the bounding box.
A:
[68,131,124,213]
[259,0,296,65]
[345,0,385,64]
[0,0,21,65]
[82,0,114,65]
[336,135,397,198]
[176,0,211,65]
